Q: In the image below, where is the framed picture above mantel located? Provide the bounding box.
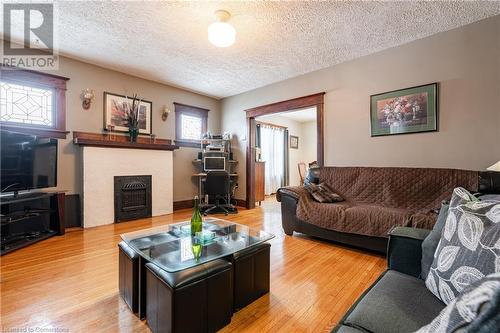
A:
[370,83,438,137]
[103,92,152,135]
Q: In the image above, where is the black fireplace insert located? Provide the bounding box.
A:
[114,175,152,222]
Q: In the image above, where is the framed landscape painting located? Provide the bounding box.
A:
[103,92,152,134]
[370,83,438,137]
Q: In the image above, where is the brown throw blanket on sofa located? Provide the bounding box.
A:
[279,167,478,238]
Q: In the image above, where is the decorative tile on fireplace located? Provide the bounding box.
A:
[114,175,152,222]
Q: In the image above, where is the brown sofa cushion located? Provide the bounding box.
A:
[343,204,411,236]
[293,195,425,237]
[305,182,344,203]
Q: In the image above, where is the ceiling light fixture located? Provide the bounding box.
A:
[208,10,236,47]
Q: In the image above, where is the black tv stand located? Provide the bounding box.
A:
[1,192,65,255]
[2,190,48,200]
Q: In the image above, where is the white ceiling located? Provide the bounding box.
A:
[3,1,499,99]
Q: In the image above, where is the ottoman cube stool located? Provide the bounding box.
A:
[145,259,233,333]
[118,241,139,313]
[229,242,271,311]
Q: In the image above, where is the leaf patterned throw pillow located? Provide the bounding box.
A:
[415,273,500,333]
[425,187,500,305]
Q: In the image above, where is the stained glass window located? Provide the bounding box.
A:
[0,81,54,127]
[174,102,208,147]
[180,114,202,140]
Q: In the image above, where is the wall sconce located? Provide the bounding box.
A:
[81,89,95,110]
[161,106,171,121]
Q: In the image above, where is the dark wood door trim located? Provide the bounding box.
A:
[316,102,325,167]
[246,117,257,209]
[245,93,325,209]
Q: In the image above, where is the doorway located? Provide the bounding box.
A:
[245,93,325,209]
[255,120,286,197]
[255,107,318,202]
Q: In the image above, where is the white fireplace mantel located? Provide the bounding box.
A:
[80,146,174,228]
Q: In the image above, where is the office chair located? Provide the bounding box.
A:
[203,171,233,216]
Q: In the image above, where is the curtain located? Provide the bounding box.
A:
[260,124,285,195]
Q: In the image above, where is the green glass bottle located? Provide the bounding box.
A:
[190,196,203,236]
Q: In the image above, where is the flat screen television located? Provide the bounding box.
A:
[1,130,58,193]
[204,156,225,172]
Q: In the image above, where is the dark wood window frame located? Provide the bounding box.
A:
[0,66,69,139]
[174,102,209,148]
[245,92,325,209]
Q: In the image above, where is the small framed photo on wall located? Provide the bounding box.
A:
[370,83,438,137]
[290,135,299,149]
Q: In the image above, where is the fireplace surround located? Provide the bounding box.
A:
[77,142,175,228]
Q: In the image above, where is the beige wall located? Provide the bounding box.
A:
[301,120,317,167]
[221,16,500,200]
[43,56,220,201]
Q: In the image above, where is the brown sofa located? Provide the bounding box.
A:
[277,166,498,253]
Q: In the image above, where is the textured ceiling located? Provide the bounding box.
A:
[3,1,500,98]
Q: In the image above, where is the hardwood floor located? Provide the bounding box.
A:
[0,200,386,332]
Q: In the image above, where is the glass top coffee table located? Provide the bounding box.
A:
[121,218,274,272]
